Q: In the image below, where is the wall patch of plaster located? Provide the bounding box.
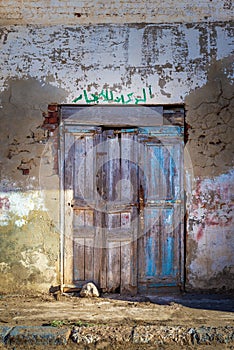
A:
[0,191,47,227]
[0,23,233,104]
[187,170,234,290]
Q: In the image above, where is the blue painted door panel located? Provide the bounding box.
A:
[137,127,183,292]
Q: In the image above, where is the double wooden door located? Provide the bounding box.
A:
[63,125,184,294]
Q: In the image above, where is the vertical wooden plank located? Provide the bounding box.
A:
[169,144,175,199]
[100,228,107,289]
[74,135,86,199]
[179,139,184,287]
[137,135,145,284]
[94,131,107,289]
[137,208,146,281]
[84,209,95,281]
[107,130,120,202]
[106,210,121,291]
[106,130,121,291]
[161,208,174,277]
[73,238,85,281]
[172,142,181,200]
[120,241,131,293]
[163,145,170,200]
[84,135,94,201]
[84,238,94,281]
[93,222,102,287]
[121,133,132,202]
[173,205,182,280]
[149,146,157,200]
[120,130,138,292]
[158,145,165,200]
[92,132,101,286]
[117,131,139,293]
[128,133,138,288]
[107,241,121,292]
[156,143,162,199]
[64,132,75,284]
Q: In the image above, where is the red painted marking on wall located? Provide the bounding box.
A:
[0,197,10,210]
[196,226,203,241]
[190,171,234,242]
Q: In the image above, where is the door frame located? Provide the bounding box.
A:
[58,105,185,293]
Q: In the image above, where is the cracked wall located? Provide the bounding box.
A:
[0,14,233,292]
[185,59,234,291]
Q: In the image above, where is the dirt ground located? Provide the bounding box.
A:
[0,292,233,349]
[0,292,233,327]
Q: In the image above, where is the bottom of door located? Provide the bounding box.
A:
[62,282,182,295]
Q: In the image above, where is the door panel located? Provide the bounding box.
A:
[64,127,101,288]
[64,126,139,293]
[137,127,183,293]
[102,129,138,293]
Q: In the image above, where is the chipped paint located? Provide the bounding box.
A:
[189,170,234,242]
[0,24,233,105]
[0,0,233,25]
[15,219,27,227]
[0,191,47,227]
[20,249,56,281]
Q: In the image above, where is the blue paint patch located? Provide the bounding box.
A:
[146,237,157,277]
[148,282,177,288]
[169,147,175,198]
[138,126,184,136]
[162,236,174,276]
[121,128,137,133]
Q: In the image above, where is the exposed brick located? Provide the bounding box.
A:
[48,116,59,124]
[42,104,59,132]
[48,104,58,112]
[21,169,29,175]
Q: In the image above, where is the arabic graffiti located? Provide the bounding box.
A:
[72,86,153,104]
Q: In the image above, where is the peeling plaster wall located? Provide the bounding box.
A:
[185,62,234,291]
[0,3,233,293]
[0,0,233,25]
[0,79,65,293]
[186,170,234,291]
[0,23,233,105]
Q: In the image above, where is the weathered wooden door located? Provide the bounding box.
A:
[137,127,184,293]
[63,126,139,294]
[62,124,183,294]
